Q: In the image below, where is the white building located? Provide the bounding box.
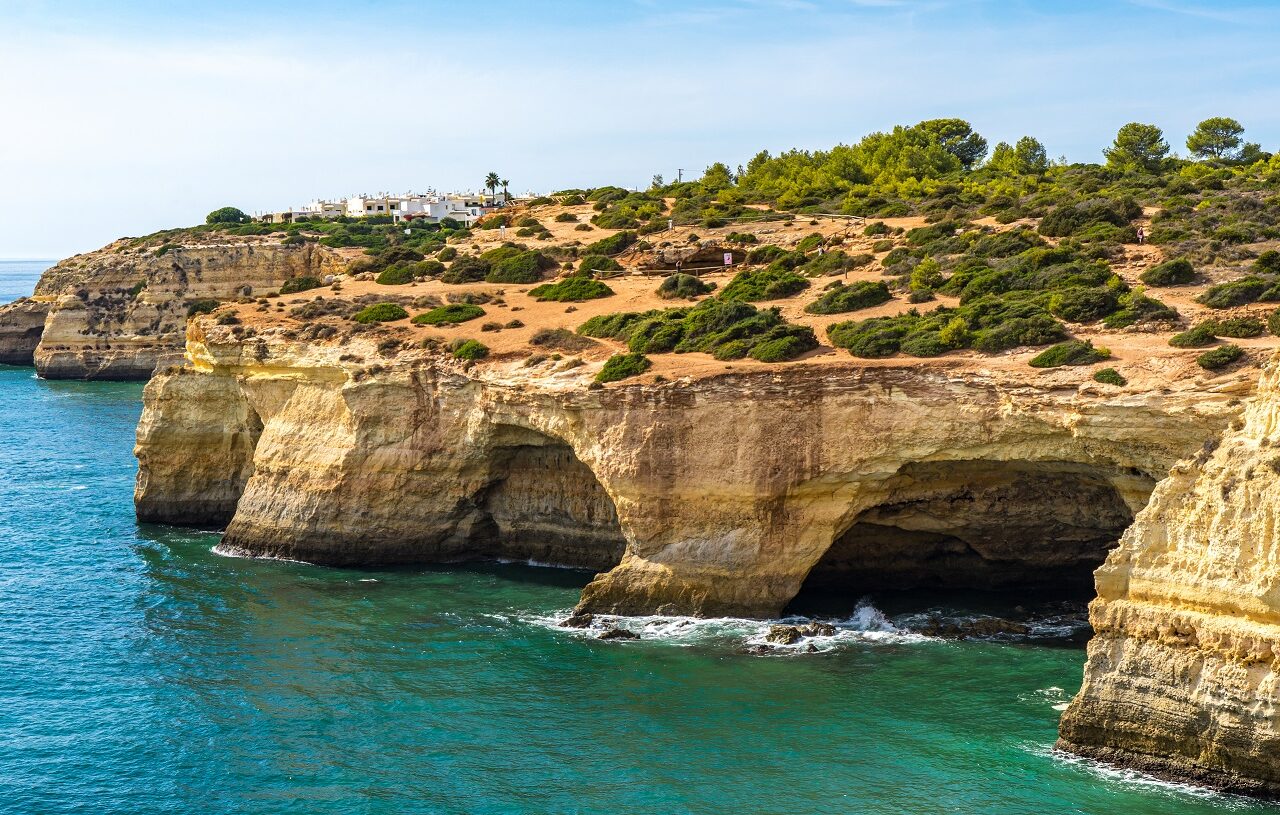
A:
[261,190,505,226]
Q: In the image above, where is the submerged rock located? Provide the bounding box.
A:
[597,626,639,641]
[916,616,1030,639]
[765,625,803,644]
[560,612,595,629]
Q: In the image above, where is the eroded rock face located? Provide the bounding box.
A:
[134,322,1243,619]
[0,237,345,379]
[1059,355,1280,797]
[0,298,51,365]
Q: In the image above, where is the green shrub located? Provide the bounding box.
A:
[804,281,892,314]
[863,221,890,236]
[440,256,490,284]
[376,265,416,285]
[596,353,651,383]
[584,230,637,256]
[530,327,596,351]
[1139,258,1195,286]
[1047,287,1119,322]
[1197,344,1243,370]
[186,299,219,317]
[206,206,250,225]
[437,246,457,262]
[451,339,490,360]
[1269,307,1280,337]
[485,249,554,283]
[746,245,789,265]
[1169,322,1218,348]
[657,273,714,300]
[1102,289,1179,328]
[720,265,810,301]
[796,232,825,253]
[1093,368,1127,386]
[578,255,623,274]
[353,303,409,323]
[412,304,485,325]
[579,299,816,362]
[280,276,323,294]
[1213,317,1265,338]
[1198,276,1278,309]
[554,213,578,223]
[725,231,758,245]
[528,277,614,302]
[1255,250,1280,274]
[1028,340,1110,368]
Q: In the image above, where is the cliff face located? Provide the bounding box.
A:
[135,321,1243,619]
[0,238,345,379]
[1059,355,1280,796]
[0,298,51,365]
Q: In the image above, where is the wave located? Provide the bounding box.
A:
[525,599,936,653]
[1031,745,1262,808]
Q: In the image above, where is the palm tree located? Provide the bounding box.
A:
[500,179,510,204]
[484,172,500,204]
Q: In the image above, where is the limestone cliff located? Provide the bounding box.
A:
[0,237,345,379]
[1059,354,1280,797]
[135,320,1244,618]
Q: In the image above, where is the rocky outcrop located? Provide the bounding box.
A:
[1059,354,1280,797]
[135,320,1244,618]
[0,298,51,365]
[0,236,346,378]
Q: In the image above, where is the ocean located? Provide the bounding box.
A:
[0,262,1272,814]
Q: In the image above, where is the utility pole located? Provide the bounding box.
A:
[677,168,683,183]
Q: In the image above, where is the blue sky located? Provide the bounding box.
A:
[2,0,1278,257]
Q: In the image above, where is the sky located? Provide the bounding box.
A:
[2,0,1279,258]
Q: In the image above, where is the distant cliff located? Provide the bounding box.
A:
[0,235,346,379]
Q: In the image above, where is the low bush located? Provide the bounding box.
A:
[1093,368,1127,386]
[596,353,652,383]
[1269,307,1280,337]
[1198,276,1280,309]
[827,296,1068,358]
[1139,258,1195,286]
[863,221,890,236]
[584,230,637,256]
[796,233,825,253]
[1047,287,1119,322]
[440,256,490,284]
[352,303,409,323]
[437,246,457,262]
[451,339,490,360]
[186,299,219,317]
[719,265,810,301]
[554,212,578,223]
[1197,344,1244,370]
[1102,289,1179,328]
[528,277,614,302]
[657,273,714,300]
[1028,340,1110,368]
[804,281,892,314]
[578,254,623,274]
[530,327,596,352]
[578,298,817,362]
[376,265,416,285]
[484,248,555,283]
[412,304,485,325]
[1213,317,1265,338]
[280,276,323,294]
[1169,322,1218,348]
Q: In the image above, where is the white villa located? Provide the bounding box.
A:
[259,191,509,226]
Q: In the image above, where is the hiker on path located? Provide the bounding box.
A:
[1136,226,1145,245]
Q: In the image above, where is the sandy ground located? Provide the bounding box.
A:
[237,203,1278,390]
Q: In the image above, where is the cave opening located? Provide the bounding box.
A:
[467,426,627,572]
[786,459,1140,620]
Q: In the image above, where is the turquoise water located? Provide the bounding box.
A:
[0,259,53,303]
[0,261,1276,813]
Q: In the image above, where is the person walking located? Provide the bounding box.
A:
[1136,226,1145,245]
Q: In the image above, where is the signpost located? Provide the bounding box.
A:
[723,252,733,267]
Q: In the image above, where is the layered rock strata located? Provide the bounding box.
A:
[1059,355,1280,796]
[136,321,1244,618]
[0,238,344,379]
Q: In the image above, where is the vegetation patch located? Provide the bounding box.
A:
[1197,344,1244,370]
[280,276,323,294]
[719,265,810,301]
[584,230,638,256]
[804,281,892,314]
[828,295,1067,358]
[528,277,614,302]
[412,304,485,325]
[1093,367,1127,386]
[1213,316,1265,338]
[530,327,597,352]
[186,299,220,317]
[352,303,409,323]
[657,273,715,300]
[596,353,652,383]
[578,255,623,274]
[579,298,817,362]
[1169,322,1219,348]
[451,339,490,361]
[1197,276,1280,309]
[1139,258,1196,286]
[1028,340,1110,368]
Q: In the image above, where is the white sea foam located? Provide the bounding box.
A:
[1030,744,1261,808]
[526,599,935,653]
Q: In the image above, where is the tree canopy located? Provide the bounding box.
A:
[205,207,250,225]
[1103,123,1170,173]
